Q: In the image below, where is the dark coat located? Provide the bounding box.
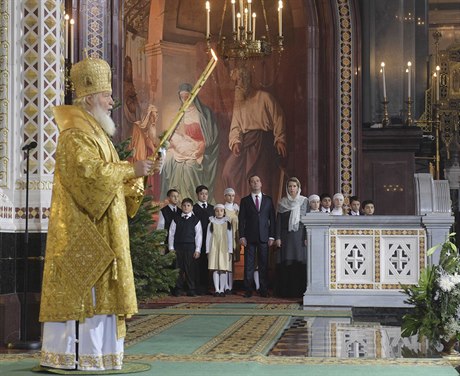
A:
[239,194,276,243]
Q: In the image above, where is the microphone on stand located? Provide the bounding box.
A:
[9,140,41,350]
[22,141,38,151]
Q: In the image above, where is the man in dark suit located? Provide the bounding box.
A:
[239,175,276,297]
[193,185,214,294]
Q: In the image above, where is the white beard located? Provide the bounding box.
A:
[91,104,116,137]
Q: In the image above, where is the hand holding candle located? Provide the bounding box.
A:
[380,62,387,99]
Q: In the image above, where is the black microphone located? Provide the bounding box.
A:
[22,141,37,151]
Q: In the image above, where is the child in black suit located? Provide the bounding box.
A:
[168,198,202,296]
[193,185,214,294]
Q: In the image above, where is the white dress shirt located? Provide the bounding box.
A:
[168,214,203,253]
[157,204,178,230]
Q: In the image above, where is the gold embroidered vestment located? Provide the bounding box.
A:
[39,105,143,323]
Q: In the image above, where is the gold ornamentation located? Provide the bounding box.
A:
[330,228,426,290]
[70,56,112,98]
[0,0,8,188]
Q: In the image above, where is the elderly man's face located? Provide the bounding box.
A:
[91,91,114,115]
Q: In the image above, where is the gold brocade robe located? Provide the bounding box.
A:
[39,105,143,323]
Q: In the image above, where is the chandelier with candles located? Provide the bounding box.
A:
[205,0,284,60]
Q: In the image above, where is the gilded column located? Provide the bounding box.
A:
[335,0,357,199]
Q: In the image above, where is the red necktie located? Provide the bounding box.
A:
[255,195,260,211]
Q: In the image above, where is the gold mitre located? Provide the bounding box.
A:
[70,56,112,98]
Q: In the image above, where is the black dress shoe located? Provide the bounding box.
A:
[243,291,253,298]
[220,292,226,297]
[225,289,232,295]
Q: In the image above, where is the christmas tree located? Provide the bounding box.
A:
[115,139,177,299]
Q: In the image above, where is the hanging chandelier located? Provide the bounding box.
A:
[205,0,284,60]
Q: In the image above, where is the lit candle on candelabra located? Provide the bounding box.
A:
[252,13,256,41]
[244,8,248,33]
[248,0,252,32]
[436,65,440,102]
[70,18,75,63]
[237,13,241,41]
[278,1,283,37]
[231,0,236,33]
[64,14,69,59]
[380,62,386,99]
[206,1,210,39]
[407,61,411,99]
[239,0,244,16]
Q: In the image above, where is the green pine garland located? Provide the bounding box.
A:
[115,138,177,299]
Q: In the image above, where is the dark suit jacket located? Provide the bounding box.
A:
[193,203,214,249]
[239,194,276,243]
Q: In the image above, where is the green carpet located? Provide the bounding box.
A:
[30,362,150,374]
[1,356,457,376]
[1,303,458,376]
[138,302,352,317]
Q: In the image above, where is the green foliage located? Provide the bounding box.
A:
[401,233,460,346]
[115,139,177,299]
[128,195,177,299]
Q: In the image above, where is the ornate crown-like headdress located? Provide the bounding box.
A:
[70,56,112,98]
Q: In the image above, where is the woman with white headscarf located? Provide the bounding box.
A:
[274,177,309,298]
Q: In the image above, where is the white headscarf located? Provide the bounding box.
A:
[277,180,307,232]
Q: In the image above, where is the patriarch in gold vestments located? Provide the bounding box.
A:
[39,56,157,371]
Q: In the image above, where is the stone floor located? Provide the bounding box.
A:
[269,307,441,358]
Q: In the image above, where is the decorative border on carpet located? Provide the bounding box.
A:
[193,315,290,355]
[138,304,351,317]
[125,353,455,367]
[31,362,150,374]
[125,314,190,348]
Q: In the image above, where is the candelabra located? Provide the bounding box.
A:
[405,97,413,126]
[381,98,391,127]
[205,0,284,60]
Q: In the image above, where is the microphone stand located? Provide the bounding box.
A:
[10,142,41,350]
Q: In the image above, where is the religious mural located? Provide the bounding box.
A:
[121,0,309,206]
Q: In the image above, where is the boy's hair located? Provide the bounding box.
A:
[362,199,374,208]
[320,193,331,201]
[181,198,194,206]
[167,188,179,197]
[350,195,360,204]
[195,185,208,194]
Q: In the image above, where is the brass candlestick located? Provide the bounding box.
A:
[405,97,413,126]
[382,98,390,127]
